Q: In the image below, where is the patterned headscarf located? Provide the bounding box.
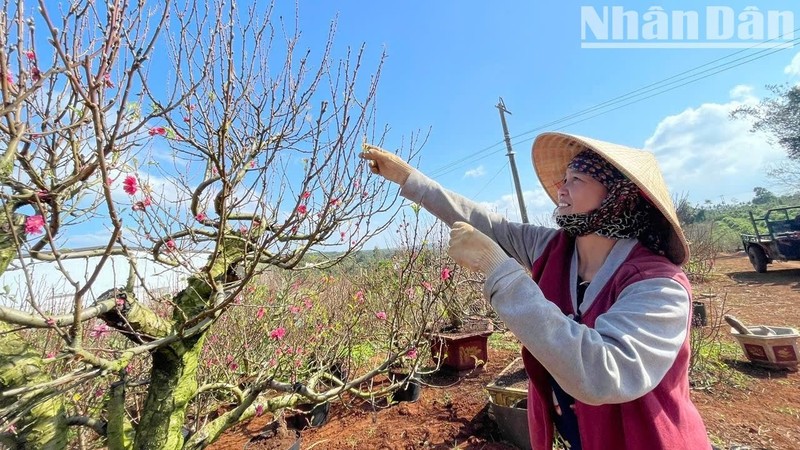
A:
[554,150,668,256]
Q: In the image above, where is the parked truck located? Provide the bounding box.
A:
[740,205,800,272]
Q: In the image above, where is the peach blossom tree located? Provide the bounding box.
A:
[0,0,443,448]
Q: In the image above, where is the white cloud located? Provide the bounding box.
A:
[464,165,485,178]
[729,84,757,103]
[643,89,786,203]
[0,250,210,310]
[784,52,800,77]
[479,188,556,224]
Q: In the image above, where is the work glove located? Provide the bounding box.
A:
[359,143,413,186]
[447,221,509,275]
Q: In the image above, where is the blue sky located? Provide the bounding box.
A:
[285,1,800,225]
[8,0,800,298]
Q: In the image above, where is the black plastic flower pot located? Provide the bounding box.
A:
[243,420,301,450]
[287,401,330,430]
[692,301,707,327]
[387,371,422,403]
[394,379,422,402]
[329,362,349,382]
[489,398,531,450]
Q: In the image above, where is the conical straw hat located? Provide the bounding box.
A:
[531,132,689,265]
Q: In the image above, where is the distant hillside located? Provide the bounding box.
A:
[681,188,800,251]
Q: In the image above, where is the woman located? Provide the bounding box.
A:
[360,132,710,450]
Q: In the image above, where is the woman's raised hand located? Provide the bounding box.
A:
[359,143,413,186]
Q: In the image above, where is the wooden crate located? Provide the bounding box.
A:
[485,357,527,407]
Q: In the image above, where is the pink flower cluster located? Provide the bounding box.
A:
[89,323,111,338]
[164,240,176,252]
[25,215,45,234]
[270,327,286,340]
[123,175,138,195]
[226,354,239,372]
[132,197,152,211]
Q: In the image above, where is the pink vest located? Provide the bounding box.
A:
[522,232,709,450]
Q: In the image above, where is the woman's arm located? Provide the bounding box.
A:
[401,170,558,269]
[486,259,690,405]
[360,144,559,267]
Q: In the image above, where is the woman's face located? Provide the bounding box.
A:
[555,168,608,215]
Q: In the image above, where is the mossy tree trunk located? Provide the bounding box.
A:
[132,240,244,449]
[0,323,68,449]
[0,195,68,448]
[133,335,207,450]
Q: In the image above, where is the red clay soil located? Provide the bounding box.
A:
[690,254,800,450]
[211,254,800,450]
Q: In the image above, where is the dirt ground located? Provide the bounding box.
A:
[690,254,800,450]
[211,254,800,450]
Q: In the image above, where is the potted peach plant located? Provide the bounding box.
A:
[399,206,495,373]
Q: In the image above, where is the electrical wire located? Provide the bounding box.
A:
[428,28,800,178]
[470,162,509,198]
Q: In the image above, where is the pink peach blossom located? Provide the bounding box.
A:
[25,215,45,234]
[89,323,111,338]
[148,127,166,137]
[132,197,152,211]
[270,327,286,340]
[122,175,138,195]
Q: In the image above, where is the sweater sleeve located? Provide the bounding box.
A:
[400,170,559,267]
[485,259,690,405]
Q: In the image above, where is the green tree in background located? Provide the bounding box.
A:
[731,84,800,160]
[752,187,778,205]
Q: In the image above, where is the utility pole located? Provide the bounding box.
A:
[496,97,529,223]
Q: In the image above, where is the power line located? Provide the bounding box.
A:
[427,29,800,178]
[511,39,800,147]
[428,142,506,178]
[471,162,509,198]
[507,29,800,142]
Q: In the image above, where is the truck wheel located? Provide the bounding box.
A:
[747,246,768,273]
